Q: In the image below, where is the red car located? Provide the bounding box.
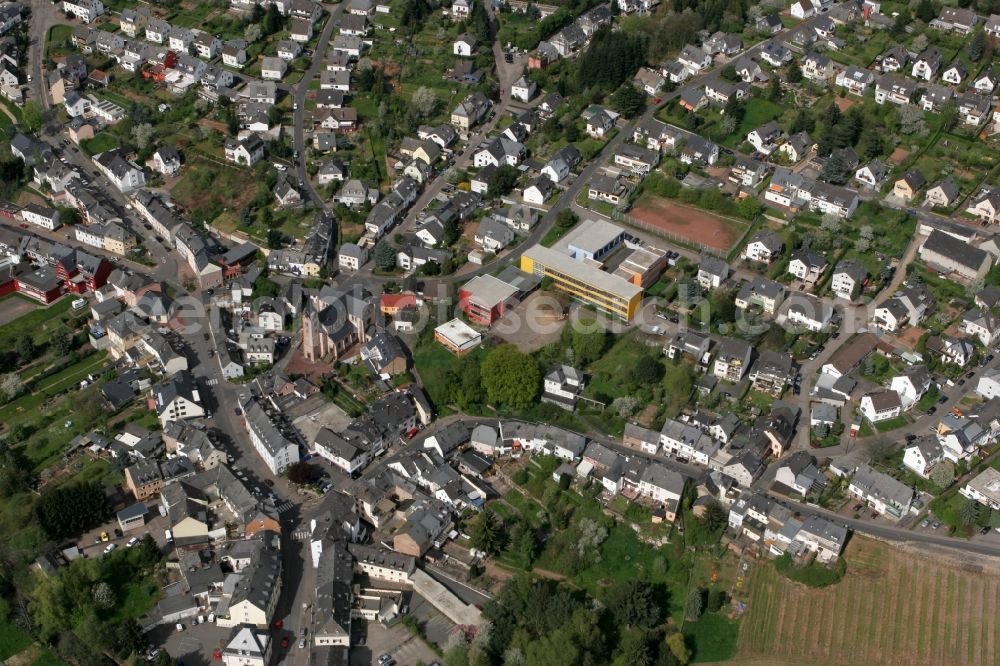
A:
[280,636,289,649]
[652,97,662,104]
[274,619,283,629]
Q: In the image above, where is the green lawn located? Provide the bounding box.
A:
[0,295,73,345]
[874,414,910,433]
[0,619,33,660]
[684,613,740,663]
[412,339,486,412]
[80,132,120,157]
[31,351,109,397]
[31,649,68,666]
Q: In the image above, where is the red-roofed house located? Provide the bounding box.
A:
[380,292,418,316]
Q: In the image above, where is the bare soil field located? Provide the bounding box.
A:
[735,536,999,666]
[629,194,748,253]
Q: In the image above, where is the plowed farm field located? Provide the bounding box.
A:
[732,537,998,666]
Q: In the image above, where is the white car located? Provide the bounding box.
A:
[127,537,140,548]
[273,163,287,172]
[103,543,117,555]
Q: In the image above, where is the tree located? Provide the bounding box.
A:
[131,123,155,150]
[791,109,813,134]
[786,61,803,83]
[737,195,763,220]
[605,581,662,629]
[245,22,262,43]
[577,29,647,90]
[411,86,439,118]
[21,101,42,133]
[706,588,728,613]
[929,460,955,489]
[898,104,928,135]
[287,462,318,484]
[14,334,36,361]
[481,345,540,409]
[820,150,851,185]
[684,588,703,621]
[612,395,639,417]
[0,373,22,401]
[571,323,607,364]
[613,84,646,118]
[470,508,506,555]
[767,76,782,101]
[960,498,980,526]
[633,355,665,384]
[34,482,111,539]
[700,501,727,533]
[488,164,519,198]
[615,630,653,666]
[262,3,283,34]
[53,326,73,357]
[556,209,578,229]
[373,240,396,271]
[915,0,935,22]
[664,632,691,665]
[968,30,986,61]
[57,206,81,226]
[92,582,116,610]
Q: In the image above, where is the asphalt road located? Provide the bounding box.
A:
[293,5,342,208]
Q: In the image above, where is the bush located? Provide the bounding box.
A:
[773,553,846,587]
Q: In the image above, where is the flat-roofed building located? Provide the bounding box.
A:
[434,318,482,355]
[458,274,520,325]
[521,244,643,319]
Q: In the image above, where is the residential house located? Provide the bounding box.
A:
[788,249,827,285]
[848,463,914,518]
[926,334,976,367]
[741,230,784,263]
[714,338,754,382]
[697,256,729,289]
[836,66,875,95]
[747,120,784,155]
[911,47,943,81]
[962,307,1000,347]
[802,51,834,81]
[735,277,786,315]
[893,169,925,201]
[925,179,960,208]
[830,259,867,300]
[919,229,992,282]
[855,159,888,188]
[874,74,917,106]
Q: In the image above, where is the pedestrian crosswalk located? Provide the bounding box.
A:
[275,500,295,513]
[292,529,311,541]
[204,378,220,386]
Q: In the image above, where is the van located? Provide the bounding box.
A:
[165,529,174,543]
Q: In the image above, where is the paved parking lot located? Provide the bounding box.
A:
[352,620,439,666]
[76,508,171,558]
[150,620,232,666]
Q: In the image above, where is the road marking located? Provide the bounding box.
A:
[293,529,311,541]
